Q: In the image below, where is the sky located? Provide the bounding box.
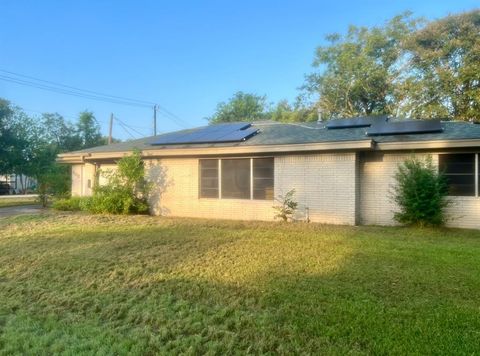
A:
[1,0,478,140]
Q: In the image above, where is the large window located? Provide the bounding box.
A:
[199,157,274,200]
[439,153,478,197]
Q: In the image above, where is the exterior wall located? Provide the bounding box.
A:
[69,150,480,229]
[71,163,95,196]
[274,153,357,225]
[145,152,358,224]
[359,152,480,229]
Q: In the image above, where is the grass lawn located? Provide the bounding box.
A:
[0,213,479,354]
[0,197,38,208]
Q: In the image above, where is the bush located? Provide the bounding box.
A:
[85,150,151,215]
[273,189,298,221]
[391,155,450,227]
[52,196,90,211]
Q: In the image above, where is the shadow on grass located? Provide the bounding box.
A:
[1,218,480,354]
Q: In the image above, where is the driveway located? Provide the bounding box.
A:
[0,205,42,218]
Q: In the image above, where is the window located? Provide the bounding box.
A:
[199,159,219,198]
[253,158,274,199]
[222,159,251,199]
[198,157,274,200]
[439,153,477,197]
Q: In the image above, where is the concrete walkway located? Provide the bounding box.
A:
[0,205,42,218]
[0,194,38,199]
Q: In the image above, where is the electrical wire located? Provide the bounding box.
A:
[0,69,190,128]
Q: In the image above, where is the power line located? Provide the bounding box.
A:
[0,69,190,128]
[0,69,156,106]
[115,119,138,140]
[114,116,149,137]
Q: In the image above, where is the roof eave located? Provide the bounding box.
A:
[375,138,480,151]
[57,140,374,163]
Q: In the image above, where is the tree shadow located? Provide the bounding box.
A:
[146,163,173,216]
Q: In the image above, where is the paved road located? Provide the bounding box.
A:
[0,205,42,218]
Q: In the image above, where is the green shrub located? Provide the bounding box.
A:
[52,196,89,211]
[391,155,450,227]
[86,150,151,215]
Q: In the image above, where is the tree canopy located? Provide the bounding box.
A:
[209,9,480,123]
[207,92,269,124]
[0,98,110,196]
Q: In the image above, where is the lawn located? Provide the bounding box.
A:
[0,197,37,208]
[0,213,479,354]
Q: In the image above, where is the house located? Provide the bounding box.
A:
[0,174,36,195]
[57,118,480,229]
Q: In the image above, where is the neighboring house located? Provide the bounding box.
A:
[57,118,480,229]
[0,174,36,195]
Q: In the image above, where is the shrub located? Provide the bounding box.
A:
[391,155,450,227]
[273,189,298,222]
[52,196,90,211]
[86,150,151,215]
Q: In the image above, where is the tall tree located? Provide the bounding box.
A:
[304,13,419,118]
[207,92,269,123]
[41,113,83,152]
[0,99,16,173]
[77,111,103,148]
[402,10,480,121]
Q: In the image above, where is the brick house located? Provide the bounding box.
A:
[57,118,480,229]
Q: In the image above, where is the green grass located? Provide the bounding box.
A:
[1,213,479,354]
[0,197,37,208]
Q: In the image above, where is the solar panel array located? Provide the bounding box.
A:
[366,120,443,136]
[151,122,259,145]
[326,116,388,129]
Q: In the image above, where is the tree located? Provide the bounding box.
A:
[401,10,480,121]
[270,99,318,123]
[207,92,269,123]
[304,13,419,118]
[0,99,17,173]
[77,111,103,148]
[41,113,83,152]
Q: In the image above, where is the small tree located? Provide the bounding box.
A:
[88,150,150,214]
[391,155,449,227]
[273,189,298,222]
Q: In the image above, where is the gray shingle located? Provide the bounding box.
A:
[66,120,480,155]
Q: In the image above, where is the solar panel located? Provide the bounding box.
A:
[366,120,443,136]
[326,116,388,129]
[151,123,258,145]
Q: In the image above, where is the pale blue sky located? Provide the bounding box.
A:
[1,0,478,139]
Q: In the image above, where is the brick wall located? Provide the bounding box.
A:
[359,152,480,229]
[145,153,358,224]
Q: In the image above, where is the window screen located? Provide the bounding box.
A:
[439,154,476,196]
[253,158,274,200]
[199,159,219,198]
[221,159,250,199]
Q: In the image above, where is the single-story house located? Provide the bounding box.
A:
[57,117,480,229]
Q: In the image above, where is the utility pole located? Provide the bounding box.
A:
[108,113,113,144]
[153,105,157,136]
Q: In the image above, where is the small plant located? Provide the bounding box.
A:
[391,155,450,227]
[273,189,298,222]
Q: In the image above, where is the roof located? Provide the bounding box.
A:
[58,120,480,162]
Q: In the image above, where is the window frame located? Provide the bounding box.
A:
[439,152,479,198]
[198,157,274,201]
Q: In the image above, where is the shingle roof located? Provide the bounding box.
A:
[67,120,480,155]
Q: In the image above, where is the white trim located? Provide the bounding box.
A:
[376,139,480,151]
